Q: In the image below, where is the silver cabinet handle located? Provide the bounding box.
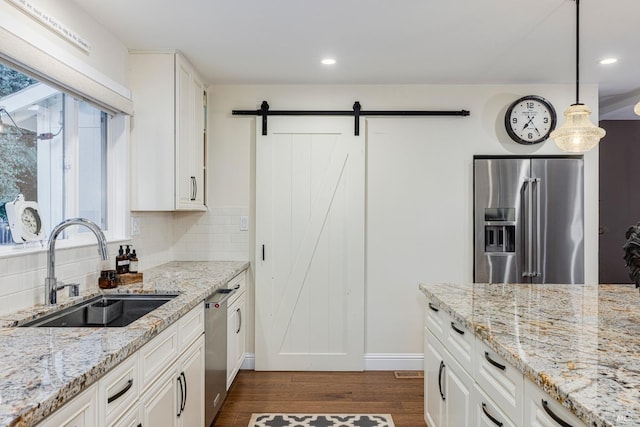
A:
[532,178,542,277]
[428,302,439,312]
[190,176,197,201]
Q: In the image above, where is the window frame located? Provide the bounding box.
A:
[0,63,130,258]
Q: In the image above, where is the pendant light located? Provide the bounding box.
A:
[635,101,640,116]
[550,0,605,153]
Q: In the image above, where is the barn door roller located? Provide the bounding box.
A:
[232,101,470,136]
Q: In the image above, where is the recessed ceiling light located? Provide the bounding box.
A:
[321,58,336,65]
[599,58,618,65]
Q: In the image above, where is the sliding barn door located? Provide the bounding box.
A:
[255,117,365,371]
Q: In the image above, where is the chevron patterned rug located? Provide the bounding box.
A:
[248,413,395,427]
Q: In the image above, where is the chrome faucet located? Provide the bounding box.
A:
[45,218,109,305]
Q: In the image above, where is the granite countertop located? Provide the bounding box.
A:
[0,260,249,427]
[419,282,640,427]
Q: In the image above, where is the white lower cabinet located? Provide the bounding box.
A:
[226,271,247,390]
[37,303,205,427]
[38,384,98,427]
[424,329,473,427]
[523,378,586,427]
[227,291,246,389]
[176,335,205,426]
[473,339,523,424]
[424,297,587,427]
[109,404,141,427]
[474,384,517,427]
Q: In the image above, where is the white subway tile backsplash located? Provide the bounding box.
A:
[173,206,249,262]
[0,206,248,315]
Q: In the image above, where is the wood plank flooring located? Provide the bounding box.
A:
[213,370,426,427]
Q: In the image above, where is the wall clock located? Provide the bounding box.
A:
[504,95,557,145]
[5,194,44,242]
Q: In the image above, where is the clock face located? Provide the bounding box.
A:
[21,207,41,234]
[5,195,45,243]
[505,95,557,145]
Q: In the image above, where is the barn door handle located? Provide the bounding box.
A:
[262,244,265,261]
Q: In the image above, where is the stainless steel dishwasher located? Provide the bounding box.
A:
[204,288,235,426]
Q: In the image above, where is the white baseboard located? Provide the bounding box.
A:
[364,353,424,371]
[241,352,255,370]
[240,353,424,371]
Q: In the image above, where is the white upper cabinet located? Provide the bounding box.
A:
[130,51,206,211]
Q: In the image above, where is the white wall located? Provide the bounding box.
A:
[0,0,129,90]
[0,1,176,314]
[203,84,599,360]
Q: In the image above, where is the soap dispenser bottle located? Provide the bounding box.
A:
[116,245,128,274]
[129,249,139,273]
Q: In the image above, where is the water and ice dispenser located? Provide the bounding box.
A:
[483,208,515,253]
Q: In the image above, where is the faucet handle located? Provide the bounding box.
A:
[67,283,80,297]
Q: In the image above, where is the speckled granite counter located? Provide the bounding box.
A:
[419,282,640,427]
[0,261,249,427]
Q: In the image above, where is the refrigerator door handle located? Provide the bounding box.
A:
[521,178,533,277]
[533,178,541,277]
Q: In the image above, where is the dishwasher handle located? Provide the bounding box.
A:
[205,289,236,308]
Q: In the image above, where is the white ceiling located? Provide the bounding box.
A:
[71,0,640,120]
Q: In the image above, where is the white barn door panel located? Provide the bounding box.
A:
[255,117,365,371]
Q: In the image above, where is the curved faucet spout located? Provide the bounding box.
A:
[46,218,109,305]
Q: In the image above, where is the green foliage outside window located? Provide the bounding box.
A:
[0,63,38,222]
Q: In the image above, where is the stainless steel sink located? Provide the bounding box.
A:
[20,294,179,327]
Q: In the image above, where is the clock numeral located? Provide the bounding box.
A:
[528,133,534,140]
[543,117,549,124]
[527,102,534,109]
[512,118,518,124]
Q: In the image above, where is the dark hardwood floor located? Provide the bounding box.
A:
[213,370,426,427]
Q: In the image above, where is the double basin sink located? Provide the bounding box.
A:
[20,294,179,328]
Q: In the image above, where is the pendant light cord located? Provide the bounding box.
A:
[575,0,580,105]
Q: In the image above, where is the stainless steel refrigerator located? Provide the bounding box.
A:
[473,156,584,284]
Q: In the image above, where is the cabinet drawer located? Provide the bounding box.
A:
[474,340,523,424]
[475,384,518,427]
[37,384,97,427]
[523,378,586,427]
[139,323,178,391]
[445,313,474,373]
[100,354,139,426]
[178,302,204,350]
[227,271,246,305]
[424,298,446,342]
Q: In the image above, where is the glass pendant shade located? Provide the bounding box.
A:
[550,104,606,153]
[635,101,640,116]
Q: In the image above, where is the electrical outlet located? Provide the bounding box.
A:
[239,215,249,231]
[131,216,141,236]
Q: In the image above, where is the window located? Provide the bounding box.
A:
[0,62,108,245]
